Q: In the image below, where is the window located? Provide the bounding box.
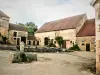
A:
[70,41,72,43]
[28,41,31,45]
[37,41,39,45]
[98,25,100,32]
[33,41,35,45]
[13,32,17,37]
[81,43,85,45]
[14,38,16,40]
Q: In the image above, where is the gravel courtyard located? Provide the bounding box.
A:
[0,50,95,75]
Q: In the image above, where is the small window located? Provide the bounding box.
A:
[37,41,39,45]
[14,38,16,40]
[13,32,17,37]
[81,43,85,45]
[33,41,35,45]
[70,41,72,43]
[28,41,31,45]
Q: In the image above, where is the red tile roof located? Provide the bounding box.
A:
[36,14,85,33]
[77,18,95,37]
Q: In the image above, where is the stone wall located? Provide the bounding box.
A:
[92,0,100,71]
[35,29,76,48]
[76,36,95,51]
[0,27,8,37]
[8,30,28,45]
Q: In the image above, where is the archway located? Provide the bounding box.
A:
[44,37,50,46]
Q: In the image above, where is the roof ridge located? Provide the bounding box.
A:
[0,10,10,18]
[45,13,85,24]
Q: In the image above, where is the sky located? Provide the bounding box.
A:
[0,0,95,28]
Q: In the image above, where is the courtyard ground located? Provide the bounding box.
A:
[0,50,95,75]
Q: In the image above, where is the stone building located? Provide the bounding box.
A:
[28,35,39,46]
[35,14,88,49]
[0,10,10,39]
[35,14,96,51]
[76,19,95,51]
[0,10,28,45]
[91,0,100,71]
[9,23,28,45]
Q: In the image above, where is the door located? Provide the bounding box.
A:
[17,38,20,45]
[86,43,90,51]
[62,40,66,48]
[21,37,26,45]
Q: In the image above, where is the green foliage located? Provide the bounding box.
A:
[48,42,56,47]
[55,36,64,47]
[18,22,38,35]
[26,54,37,62]
[1,36,7,44]
[12,52,37,63]
[68,44,81,51]
[48,39,56,47]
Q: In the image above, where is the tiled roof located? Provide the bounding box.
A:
[0,10,10,18]
[36,14,85,33]
[28,35,37,41]
[77,18,95,37]
[9,23,27,31]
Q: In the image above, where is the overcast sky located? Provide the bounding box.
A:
[0,0,95,28]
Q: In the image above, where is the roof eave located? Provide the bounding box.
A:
[90,0,98,6]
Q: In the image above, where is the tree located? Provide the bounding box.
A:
[18,22,38,35]
[55,36,64,47]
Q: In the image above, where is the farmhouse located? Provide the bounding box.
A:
[35,14,95,51]
[0,10,28,45]
[9,23,28,45]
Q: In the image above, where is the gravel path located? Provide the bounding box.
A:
[0,51,95,75]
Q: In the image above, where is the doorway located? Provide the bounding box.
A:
[86,43,90,51]
[44,37,49,46]
[21,37,26,44]
[17,38,20,45]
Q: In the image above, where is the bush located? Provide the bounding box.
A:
[12,52,37,63]
[68,44,81,51]
[26,53,37,62]
[48,43,56,47]
[55,36,64,47]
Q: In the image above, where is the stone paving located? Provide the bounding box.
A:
[0,50,95,75]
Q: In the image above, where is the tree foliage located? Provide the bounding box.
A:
[55,36,64,47]
[68,44,81,51]
[18,22,38,35]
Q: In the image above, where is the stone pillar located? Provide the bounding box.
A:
[20,41,24,52]
[91,0,100,71]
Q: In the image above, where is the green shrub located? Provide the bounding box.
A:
[26,53,37,62]
[68,44,81,51]
[55,36,64,47]
[48,43,56,47]
[12,52,37,63]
